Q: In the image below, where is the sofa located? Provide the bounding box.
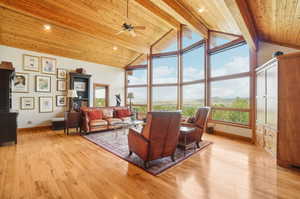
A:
[80,106,132,133]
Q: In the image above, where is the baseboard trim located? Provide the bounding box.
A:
[18,125,51,132]
[212,130,253,143]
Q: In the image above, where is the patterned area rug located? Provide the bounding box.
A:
[83,128,212,175]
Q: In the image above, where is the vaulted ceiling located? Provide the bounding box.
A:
[247,0,300,49]
[0,0,175,67]
[0,0,299,68]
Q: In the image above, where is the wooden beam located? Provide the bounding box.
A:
[154,0,208,38]
[0,2,148,53]
[262,39,300,50]
[224,0,258,50]
[125,64,147,70]
[134,0,181,29]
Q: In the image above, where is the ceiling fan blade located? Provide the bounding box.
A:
[116,30,125,35]
[134,26,146,30]
[130,30,137,37]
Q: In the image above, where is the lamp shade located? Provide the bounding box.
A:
[67,89,78,98]
[127,92,134,99]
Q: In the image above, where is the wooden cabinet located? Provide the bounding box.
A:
[255,53,300,167]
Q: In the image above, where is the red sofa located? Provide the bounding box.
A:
[80,106,132,133]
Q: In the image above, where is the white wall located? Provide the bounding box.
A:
[0,45,125,128]
[257,41,299,66]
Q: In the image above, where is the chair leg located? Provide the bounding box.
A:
[144,161,149,169]
[196,142,200,148]
[129,151,133,156]
[171,154,175,162]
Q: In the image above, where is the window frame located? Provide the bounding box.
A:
[208,41,252,128]
[125,27,254,129]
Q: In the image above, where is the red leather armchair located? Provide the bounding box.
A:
[128,112,181,168]
[180,107,211,148]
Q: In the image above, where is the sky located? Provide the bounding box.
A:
[127,32,250,104]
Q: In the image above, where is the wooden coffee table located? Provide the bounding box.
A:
[178,126,196,156]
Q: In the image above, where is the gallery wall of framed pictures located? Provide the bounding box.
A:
[13,54,69,113]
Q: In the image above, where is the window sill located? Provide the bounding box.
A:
[209,119,251,129]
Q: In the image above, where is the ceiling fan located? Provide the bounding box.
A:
[116,0,146,37]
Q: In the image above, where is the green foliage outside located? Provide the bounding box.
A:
[95,98,106,107]
[132,97,249,125]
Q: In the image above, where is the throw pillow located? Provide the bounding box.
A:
[88,110,102,120]
[102,108,114,118]
[116,109,132,118]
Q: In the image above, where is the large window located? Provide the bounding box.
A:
[182,25,203,48]
[209,41,250,126]
[152,55,178,84]
[127,69,147,86]
[125,27,253,128]
[126,67,148,119]
[152,86,177,111]
[211,77,250,108]
[182,46,205,82]
[182,83,204,116]
[210,44,249,77]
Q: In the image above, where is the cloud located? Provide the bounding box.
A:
[211,77,249,98]
[212,56,249,77]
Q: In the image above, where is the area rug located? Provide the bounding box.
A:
[83,128,212,175]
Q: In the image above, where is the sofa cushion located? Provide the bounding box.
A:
[102,108,114,119]
[121,117,131,122]
[106,118,122,125]
[90,119,108,127]
[115,109,131,118]
[88,109,103,120]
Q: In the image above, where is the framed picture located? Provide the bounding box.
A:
[12,73,29,93]
[20,97,35,110]
[23,54,40,72]
[74,81,86,92]
[41,57,56,74]
[39,97,53,113]
[57,68,67,79]
[36,75,51,93]
[56,95,67,107]
[57,80,67,91]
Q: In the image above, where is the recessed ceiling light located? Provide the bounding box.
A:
[43,24,51,31]
[198,8,205,13]
[113,46,118,51]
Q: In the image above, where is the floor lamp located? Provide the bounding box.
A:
[127,92,134,112]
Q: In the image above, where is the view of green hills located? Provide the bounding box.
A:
[133,97,249,125]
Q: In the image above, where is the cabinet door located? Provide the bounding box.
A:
[266,63,278,129]
[256,70,266,125]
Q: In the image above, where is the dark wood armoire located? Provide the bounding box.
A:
[69,72,91,110]
[0,62,18,145]
[256,52,300,168]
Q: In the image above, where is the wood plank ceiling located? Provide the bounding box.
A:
[1,0,299,68]
[0,0,174,67]
[176,0,241,35]
[247,0,300,49]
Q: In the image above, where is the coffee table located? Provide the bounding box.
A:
[178,126,196,156]
[114,120,144,134]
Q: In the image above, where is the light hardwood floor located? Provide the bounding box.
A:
[0,129,300,199]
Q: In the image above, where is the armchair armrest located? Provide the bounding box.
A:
[128,128,149,161]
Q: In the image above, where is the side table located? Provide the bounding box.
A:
[178,126,196,156]
[64,111,81,135]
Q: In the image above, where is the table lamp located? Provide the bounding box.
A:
[67,89,78,111]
